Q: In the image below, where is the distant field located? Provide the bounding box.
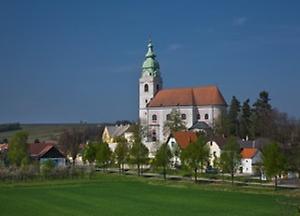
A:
[0,123,103,142]
[0,174,298,216]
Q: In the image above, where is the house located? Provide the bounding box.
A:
[102,124,134,151]
[167,131,198,166]
[206,137,227,168]
[139,41,227,152]
[29,141,66,167]
[240,147,262,174]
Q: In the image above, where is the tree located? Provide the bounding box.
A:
[239,99,252,140]
[82,142,97,164]
[252,91,273,138]
[58,127,87,166]
[129,124,149,176]
[214,110,230,138]
[154,143,172,180]
[228,96,241,137]
[262,142,285,189]
[181,137,210,182]
[8,131,29,167]
[164,109,186,137]
[95,142,112,170]
[114,136,129,173]
[220,136,240,185]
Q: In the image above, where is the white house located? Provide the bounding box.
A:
[240,148,262,174]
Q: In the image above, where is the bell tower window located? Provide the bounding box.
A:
[144,84,149,92]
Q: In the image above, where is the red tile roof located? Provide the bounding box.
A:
[148,85,226,107]
[172,131,198,149]
[241,148,258,159]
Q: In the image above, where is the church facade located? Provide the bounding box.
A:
[139,41,227,150]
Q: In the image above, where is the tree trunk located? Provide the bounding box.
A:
[194,168,198,183]
[275,175,278,190]
[163,165,166,180]
[231,171,234,186]
[137,163,140,176]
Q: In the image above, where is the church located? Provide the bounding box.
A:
[139,41,227,151]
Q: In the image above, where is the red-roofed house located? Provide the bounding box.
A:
[138,41,227,153]
[167,131,198,167]
[240,148,262,174]
[29,142,66,167]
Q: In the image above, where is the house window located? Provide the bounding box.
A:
[246,160,248,163]
[166,114,171,120]
[181,114,186,120]
[197,114,201,120]
[144,84,149,92]
[145,99,148,104]
[152,114,157,122]
[205,114,209,120]
[156,84,160,91]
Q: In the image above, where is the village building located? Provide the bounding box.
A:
[139,41,227,153]
[102,124,134,151]
[240,147,262,175]
[29,141,66,167]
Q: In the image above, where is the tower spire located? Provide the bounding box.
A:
[142,40,160,77]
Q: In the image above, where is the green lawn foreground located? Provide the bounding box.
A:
[0,174,298,216]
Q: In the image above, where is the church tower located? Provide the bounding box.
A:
[139,40,163,125]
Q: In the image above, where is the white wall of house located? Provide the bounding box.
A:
[241,158,253,174]
[206,141,221,167]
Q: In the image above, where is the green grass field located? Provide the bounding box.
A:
[0,174,299,216]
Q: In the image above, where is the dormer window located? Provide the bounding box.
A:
[144,84,149,92]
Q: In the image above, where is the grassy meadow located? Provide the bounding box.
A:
[0,174,299,216]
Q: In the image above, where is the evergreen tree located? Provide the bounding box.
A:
[262,142,285,189]
[181,137,210,182]
[239,99,252,139]
[252,91,273,138]
[220,136,240,185]
[8,131,29,167]
[214,110,230,138]
[228,96,241,136]
[154,143,172,180]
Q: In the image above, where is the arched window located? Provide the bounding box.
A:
[205,114,209,120]
[152,114,157,122]
[197,114,201,120]
[181,113,186,120]
[144,84,149,92]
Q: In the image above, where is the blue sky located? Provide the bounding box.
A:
[0,0,300,123]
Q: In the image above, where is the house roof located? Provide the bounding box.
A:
[189,121,211,130]
[148,85,226,107]
[29,142,64,158]
[172,131,198,149]
[241,148,258,159]
[105,124,131,138]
